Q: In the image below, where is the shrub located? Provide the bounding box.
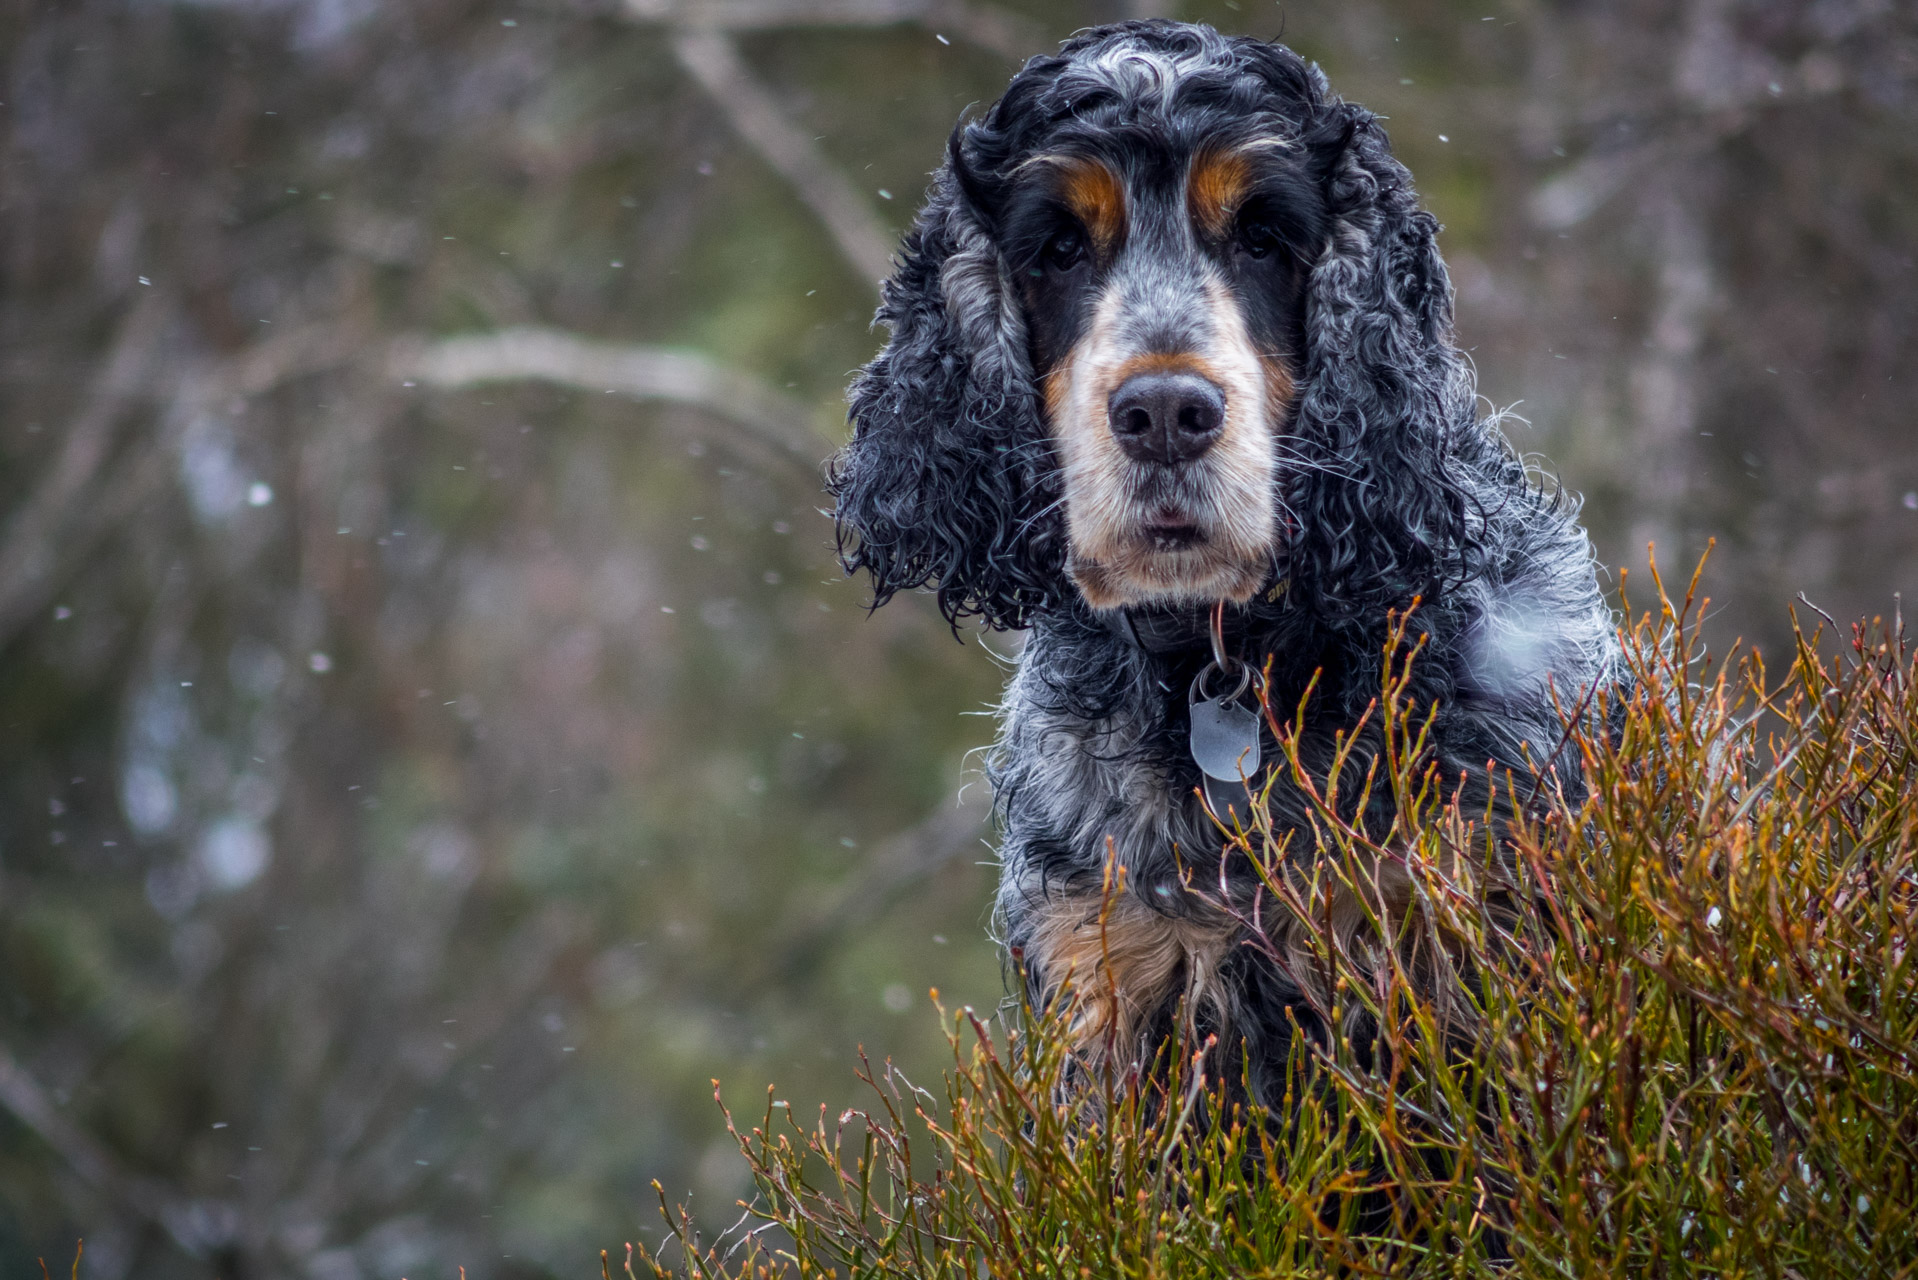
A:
[622,570,1918,1278]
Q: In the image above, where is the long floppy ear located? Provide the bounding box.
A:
[1284,100,1483,623]
[827,137,1063,633]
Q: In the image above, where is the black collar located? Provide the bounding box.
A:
[1094,580,1288,657]
[1097,601,1222,655]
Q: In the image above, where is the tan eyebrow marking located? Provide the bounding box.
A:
[1052,156,1127,257]
[1187,147,1253,241]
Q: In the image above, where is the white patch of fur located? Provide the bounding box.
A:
[1077,41,1214,105]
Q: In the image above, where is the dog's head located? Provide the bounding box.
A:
[831,21,1474,629]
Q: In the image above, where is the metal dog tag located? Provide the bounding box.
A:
[1190,695,1261,782]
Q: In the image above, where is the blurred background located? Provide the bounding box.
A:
[0,0,1913,1275]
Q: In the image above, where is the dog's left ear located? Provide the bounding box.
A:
[827,137,1061,633]
[1284,102,1482,621]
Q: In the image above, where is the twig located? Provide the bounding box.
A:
[0,296,169,643]
[623,0,1043,63]
[923,0,1046,61]
[669,29,898,286]
[0,317,369,655]
[1795,591,1840,635]
[284,905,585,1226]
[0,1045,210,1258]
[395,326,829,477]
[775,786,992,973]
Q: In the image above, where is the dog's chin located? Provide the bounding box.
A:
[1066,533,1271,611]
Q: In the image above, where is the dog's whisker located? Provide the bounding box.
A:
[1012,494,1069,538]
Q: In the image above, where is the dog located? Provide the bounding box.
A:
[829,21,1617,1109]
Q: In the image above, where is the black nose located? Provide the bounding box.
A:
[1107,371,1226,465]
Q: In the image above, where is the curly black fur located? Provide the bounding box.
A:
[831,21,1618,1119]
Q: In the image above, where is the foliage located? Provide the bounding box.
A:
[629,569,1918,1278]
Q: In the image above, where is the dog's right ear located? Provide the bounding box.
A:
[827,129,1062,633]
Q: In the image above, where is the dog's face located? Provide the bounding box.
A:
[835,26,1468,633]
[1002,128,1326,609]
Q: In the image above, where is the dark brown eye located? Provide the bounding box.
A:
[1238,217,1284,260]
[1043,226,1086,271]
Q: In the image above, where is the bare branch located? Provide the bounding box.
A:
[0,316,370,654]
[669,29,898,286]
[0,319,829,656]
[0,296,170,642]
[625,0,1044,62]
[922,0,1045,61]
[395,326,831,476]
[775,785,992,974]
[284,906,585,1226]
[0,1044,210,1258]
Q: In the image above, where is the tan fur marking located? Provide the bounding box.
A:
[1044,357,1075,427]
[1187,149,1252,241]
[1109,351,1228,386]
[1260,354,1296,430]
[1023,889,1236,1064]
[1020,848,1503,1082]
[1056,157,1127,257]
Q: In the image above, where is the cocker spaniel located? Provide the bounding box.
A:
[829,21,1617,1105]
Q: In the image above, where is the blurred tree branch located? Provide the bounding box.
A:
[775,784,991,976]
[396,326,831,478]
[0,296,170,646]
[623,0,1048,289]
[1,314,832,659]
[623,0,1042,63]
[397,322,997,981]
[668,29,899,286]
[0,311,363,655]
[0,1045,211,1258]
[275,906,585,1236]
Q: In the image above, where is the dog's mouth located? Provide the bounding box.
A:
[1141,514,1208,552]
[1065,499,1270,608]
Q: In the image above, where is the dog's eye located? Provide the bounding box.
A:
[1042,227,1086,271]
[1238,217,1285,260]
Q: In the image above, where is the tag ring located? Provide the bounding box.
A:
[1190,600,1262,707]
[1190,660,1254,707]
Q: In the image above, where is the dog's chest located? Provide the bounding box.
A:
[992,631,1218,885]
